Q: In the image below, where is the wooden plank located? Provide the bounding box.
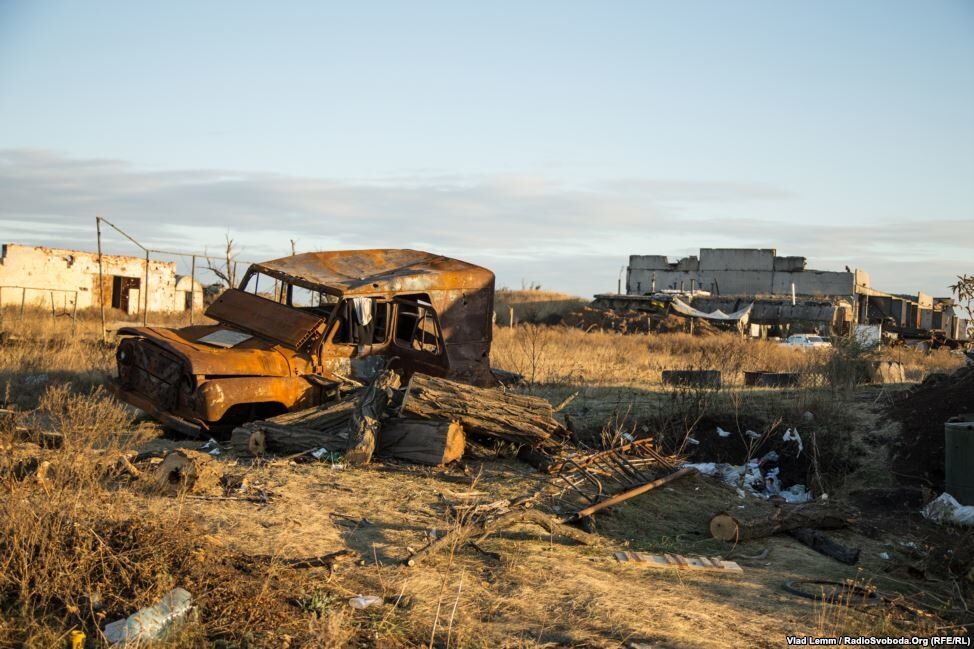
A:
[613,552,743,574]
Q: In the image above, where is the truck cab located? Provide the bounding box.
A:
[109,249,495,436]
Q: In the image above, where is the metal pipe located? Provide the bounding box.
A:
[96,216,106,341]
[143,249,150,326]
[189,254,196,325]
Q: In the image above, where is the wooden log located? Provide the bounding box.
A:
[345,369,401,465]
[230,421,350,456]
[376,418,464,466]
[709,503,857,543]
[399,373,566,445]
[229,399,356,456]
[155,449,224,495]
[787,527,860,565]
[407,507,596,566]
[569,467,698,520]
[260,396,358,428]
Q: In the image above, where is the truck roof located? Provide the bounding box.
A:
[249,249,494,296]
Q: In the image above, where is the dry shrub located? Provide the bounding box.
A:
[492,325,964,388]
[0,380,351,646]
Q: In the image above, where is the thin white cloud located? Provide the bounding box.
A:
[0,149,969,297]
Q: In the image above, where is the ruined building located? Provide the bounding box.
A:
[597,248,968,341]
[0,243,203,315]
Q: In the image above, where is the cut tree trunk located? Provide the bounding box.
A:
[155,449,224,495]
[376,418,464,466]
[345,369,402,465]
[788,527,860,565]
[406,507,596,566]
[709,503,857,542]
[229,399,356,456]
[399,373,566,445]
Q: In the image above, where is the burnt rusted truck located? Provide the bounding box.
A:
[109,249,495,436]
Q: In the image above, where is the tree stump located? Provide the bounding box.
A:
[155,449,224,495]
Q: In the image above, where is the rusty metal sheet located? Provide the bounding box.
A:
[195,376,316,421]
[117,326,294,377]
[251,249,494,296]
[205,289,325,349]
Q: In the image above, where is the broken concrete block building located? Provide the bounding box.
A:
[0,243,203,315]
[616,248,968,340]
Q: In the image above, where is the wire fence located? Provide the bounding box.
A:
[94,216,259,337]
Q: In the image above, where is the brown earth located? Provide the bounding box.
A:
[888,365,974,488]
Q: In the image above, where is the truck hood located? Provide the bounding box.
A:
[118,326,293,377]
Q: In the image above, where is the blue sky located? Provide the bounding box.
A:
[1,1,972,296]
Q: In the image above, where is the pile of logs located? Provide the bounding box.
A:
[229,371,567,467]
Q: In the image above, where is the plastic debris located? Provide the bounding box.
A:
[348,595,382,610]
[683,462,811,503]
[922,493,974,527]
[780,484,811,503]
[716,427,731,438]
[686,436,700,445]
[879,552,891,560]
[103,587,193,645]
[745,430,761,440]
[782,428,803,455]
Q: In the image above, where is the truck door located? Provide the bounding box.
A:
[319,297,391,380]
[391,296,449,379]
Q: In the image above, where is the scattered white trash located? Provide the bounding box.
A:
[922,493,974,527]
[103,587,193,645]
[782,428,803,455]
[348,595,382,610]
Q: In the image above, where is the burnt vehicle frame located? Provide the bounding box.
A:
[110,249,495,436]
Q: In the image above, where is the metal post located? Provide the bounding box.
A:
[189,255,196,325]
[72,291,78,335]
[96,217,106,341]
[50,291,55,320]
[20,287,26,320]
[143,250,150,326]
[0,287,4,333]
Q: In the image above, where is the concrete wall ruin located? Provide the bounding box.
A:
[627,248,857,298]
[0,243,201,314]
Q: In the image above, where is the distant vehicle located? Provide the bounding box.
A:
[783,334,832,349]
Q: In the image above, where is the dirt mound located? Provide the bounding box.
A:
[562,306,652,333]
[889,364,974,488]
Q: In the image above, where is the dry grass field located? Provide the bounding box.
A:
[0,311,970,647]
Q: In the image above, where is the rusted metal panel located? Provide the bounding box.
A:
[195,376,317,421]
[117,326,296,377]
[205,289,326,348]
[251,249,494,296]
